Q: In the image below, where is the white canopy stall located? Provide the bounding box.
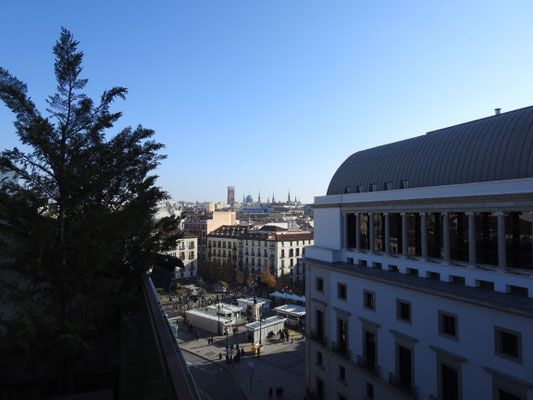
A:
[273,304,306,327]
[243,316,286,343]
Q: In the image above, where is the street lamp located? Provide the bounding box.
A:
[217,303,221,335]
[254,295,263,347]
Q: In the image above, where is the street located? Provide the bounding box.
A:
[183,351,247,400]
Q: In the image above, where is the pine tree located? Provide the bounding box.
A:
[0,28,180,392]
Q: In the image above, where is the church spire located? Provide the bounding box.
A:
[258,190,261,203]
[288,189,291,203]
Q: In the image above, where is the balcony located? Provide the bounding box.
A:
[356,355,380,377]
[118,275,201,399]
[388,373,418,398]
[330,341,351,361]
[309,330,328,347]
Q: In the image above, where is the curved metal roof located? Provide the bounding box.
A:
[327,106,533,195]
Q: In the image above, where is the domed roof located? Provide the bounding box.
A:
[327,106,533,195]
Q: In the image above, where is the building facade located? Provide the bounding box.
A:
[165,233,198,280]
[242,226,314,280]
[305,107,533,400]
[183,210,236,262]
[207,225,314,281]
[228,186,235,206]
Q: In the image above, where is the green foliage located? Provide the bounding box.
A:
[0,28,180,391]
[217,280,228,289]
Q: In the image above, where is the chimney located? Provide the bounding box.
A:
[494,108,501,115]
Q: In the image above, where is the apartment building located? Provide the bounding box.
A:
[164,233,198,280]
[305,106,533,400]
[206,225,248,268]
[207,225,314,280]
[183,210,236,262]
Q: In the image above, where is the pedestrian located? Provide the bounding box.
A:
[240,348,244,357]
[196,331,200,340]
[276,387,281,399]
[268,387,273,398]
[280,386,284,398]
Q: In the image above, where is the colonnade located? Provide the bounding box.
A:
[342,211,533,269]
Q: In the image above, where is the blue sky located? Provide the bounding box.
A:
[2,1,533,203]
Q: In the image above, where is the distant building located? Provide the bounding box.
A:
[184,210,237,262]
[207,225,314,281]
[164,233,198,280]
[206,225,249,269]
[305,106,533,400]
[227,186,235,206]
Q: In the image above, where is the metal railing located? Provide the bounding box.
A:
[330,341,351,360]
[356,355,381,377]
[142,275,201,400]
[388,373,418,398]
[309,330,328,346]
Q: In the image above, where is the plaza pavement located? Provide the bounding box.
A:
[175,317,307,400]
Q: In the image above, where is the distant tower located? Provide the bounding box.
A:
[267,196,270,204]
[272,192,276,203]
[258,190,261,203]
[227,186,235,205]
[288,189,291,203]
[242,194,245,203]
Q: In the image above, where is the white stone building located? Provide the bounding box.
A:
[305,107,533,400]
[207,225,314,282]
[165,233,198,280]
[243,226,314,280]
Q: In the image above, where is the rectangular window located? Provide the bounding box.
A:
[363,290,375,311]
[396,344,413,388]
[337,283,347,300]
[439,363,460,400]
[495,327,522,362]
[338,365,346,381]
[316,377,324,400]
[384,181,392,191]
[316,277,324,292]
[363,329,377,367]
[356,185,364,193]
[396,300,411,323]
[316,351,323,366]
[451,275,465,285]
[508,285,528,297]
[366,383,374,399]
[429,272,441,280]
[439,311,458,339]
[400,179,409,189]
[337,318,348,349]
[477,280,494,291]
[369,183,377,192]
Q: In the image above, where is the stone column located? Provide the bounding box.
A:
[401,213,408,257]
[369,213,375,253]
[442,212,450,263]
[384,213,390,254]
[467,212,476,266]
[420,212,428,259]
[497,212,506,269]
[342,214,348,249]
[356,213,361,251]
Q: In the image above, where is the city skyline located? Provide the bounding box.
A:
[2,1,533,203]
